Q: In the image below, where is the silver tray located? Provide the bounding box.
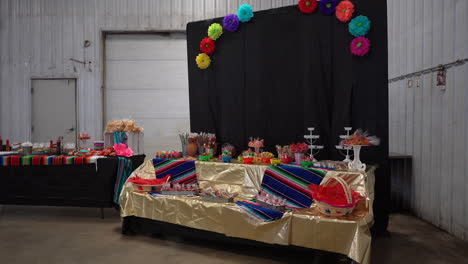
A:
[160,190,198,196]
[200,195,234,203]
[257,201,286,211]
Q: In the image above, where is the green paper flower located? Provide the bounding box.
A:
[208,23,223,40]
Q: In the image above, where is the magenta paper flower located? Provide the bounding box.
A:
[113,143,134,157]
[350,37,371,56]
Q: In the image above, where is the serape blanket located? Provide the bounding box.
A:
[0,155,93,166]
[114,132,127,145]
[260,165,327,208]
[236,201,284,222]
[114,157,133,204]
[153,159,197,184]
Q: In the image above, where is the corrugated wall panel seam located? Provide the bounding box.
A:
[388,0,468,242]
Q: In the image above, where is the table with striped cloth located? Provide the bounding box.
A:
[153,159,197,184]
[260,165,328,209]
[0,155,94,166]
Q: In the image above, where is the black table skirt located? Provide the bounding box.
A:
[0,155,145,208]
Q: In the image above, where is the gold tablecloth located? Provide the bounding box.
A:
[195,161,267,199]
[120,160,375,264]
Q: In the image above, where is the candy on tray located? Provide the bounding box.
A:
[256,190,286,211]
[248,137,264,148]
[200,185,238,203]
[341,129,380,146]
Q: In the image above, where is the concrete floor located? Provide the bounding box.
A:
[0,205,467,264]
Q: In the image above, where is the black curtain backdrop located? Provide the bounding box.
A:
[187,1,389,232]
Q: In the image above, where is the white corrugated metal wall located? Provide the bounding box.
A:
[388,0,468,241]
[0,0,297,142]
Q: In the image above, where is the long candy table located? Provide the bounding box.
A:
[0,155,145,215]
[120,160,375,264]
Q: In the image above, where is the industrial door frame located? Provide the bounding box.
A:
[30,77,78,145]
[101,30,185,131]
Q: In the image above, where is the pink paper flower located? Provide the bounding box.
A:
[350,37,371,56]
[113,143,133,157]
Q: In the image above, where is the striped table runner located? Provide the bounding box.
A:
[236,201,284,222]
[0,155,93,166]
[114,157,133,204]
[153,159,197,184]
[260,165,327,208]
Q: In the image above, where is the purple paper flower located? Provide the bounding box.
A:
[350,37,371,56]
[223,14,240,32]
[319,0,338,15]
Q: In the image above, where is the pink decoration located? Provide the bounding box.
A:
[350,37,371,56]
[113,143,133,157]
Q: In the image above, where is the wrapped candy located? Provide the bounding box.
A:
[161,182,171,191]
[106,119,142,132]
[342,129,380,146]
[256,190,286,211]
[132,126,144,132]
[123,120,136,132]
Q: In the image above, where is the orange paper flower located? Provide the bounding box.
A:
[335,0,354,23]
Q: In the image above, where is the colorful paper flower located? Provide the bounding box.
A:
[238,4,254,23]
[335,0,354,22]
[208,23,223,40]
[349,15,371,37]
[196,53,211,69]
[223,14,240,32]
[200,37,216,54]
[319,0,338,16]
[113,143,133,157]
[350,37,371,56]
[298,0,318,14]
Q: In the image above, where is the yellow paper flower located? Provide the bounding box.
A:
[196,53,211,69]
[208,23,223,40]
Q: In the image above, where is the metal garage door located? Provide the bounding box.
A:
[105,33,190,157]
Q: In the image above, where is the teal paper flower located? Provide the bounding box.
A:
[238,4,254,23]
[348,15,371,37]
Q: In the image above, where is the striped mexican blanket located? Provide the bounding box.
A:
[261,165,327,208]
[153,159,197,184]
[0,155,92,166]
[114,157,133,204]
[236,201,284,222]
